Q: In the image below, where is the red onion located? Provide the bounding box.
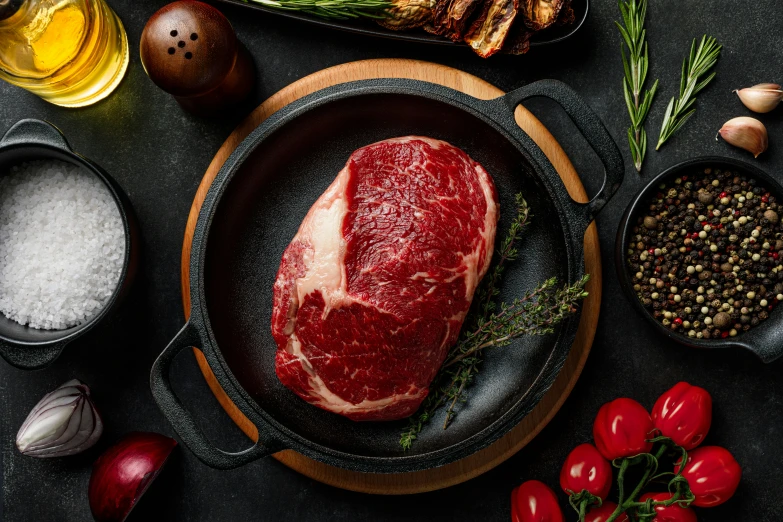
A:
[89,432,177,522]
[16,379,103,457]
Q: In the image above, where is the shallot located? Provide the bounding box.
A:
[89,432,177,522]
[16,379,103,458]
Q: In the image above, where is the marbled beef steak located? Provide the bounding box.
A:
[271,136,499,421]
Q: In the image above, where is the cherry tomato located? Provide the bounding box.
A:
[651,382,712,450]
[593,398,654,460]
[675,446,741,507]
[638,493,697,522]
[511,480,564,522]
[559,443,612,499]
[585,502,629,522]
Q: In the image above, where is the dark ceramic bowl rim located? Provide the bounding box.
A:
[0,119,134,368]
[615,155,783,363]
[151,78,624,472]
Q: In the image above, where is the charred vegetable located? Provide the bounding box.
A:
[464,0,519,57]
[245,0,575,56]
[504,19,534,54]
[378,0,435,30]
[522,0,566,31]
[427,0,483,41]
[426,0,573,56]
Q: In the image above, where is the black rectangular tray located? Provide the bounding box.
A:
[214,0,588,48]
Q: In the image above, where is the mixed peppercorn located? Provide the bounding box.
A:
[626,167,783,339]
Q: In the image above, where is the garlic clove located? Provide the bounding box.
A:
[734,83,783,113]
[717,117,769,158]
[751,83,782,90]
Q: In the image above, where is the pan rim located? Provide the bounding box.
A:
[188,79,586,472]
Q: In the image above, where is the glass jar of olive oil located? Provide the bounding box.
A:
[0,0,128,107]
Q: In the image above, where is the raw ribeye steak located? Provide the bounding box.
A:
[272,136,499,421]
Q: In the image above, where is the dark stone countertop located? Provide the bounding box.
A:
[2,0,782,520]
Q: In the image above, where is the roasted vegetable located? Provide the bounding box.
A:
[504,18,533,54]
[423,0,573,56]
[522,0,566,31]
[555,0,574,26]
[378,0,435,30]
[426,0,483,41]
[464,0,518,57]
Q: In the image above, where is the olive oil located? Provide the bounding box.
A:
[0,0,128,107]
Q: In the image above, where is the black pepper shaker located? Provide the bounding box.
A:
[140,0,255,115]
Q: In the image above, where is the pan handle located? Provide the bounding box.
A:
[1,119,72,151]
[502,80,625,224]
[724,328,783,364]
[150,322,283,469]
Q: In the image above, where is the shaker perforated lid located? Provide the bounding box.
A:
[140,0,238,98]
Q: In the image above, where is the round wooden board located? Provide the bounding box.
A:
[181,58,601,495]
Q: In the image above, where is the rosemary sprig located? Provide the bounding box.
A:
[246,0,389,20]
[616,0,658,173]
[399,196,589,450]
[656,35,722,150]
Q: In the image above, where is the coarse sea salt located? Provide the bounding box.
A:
[0,160,125,330]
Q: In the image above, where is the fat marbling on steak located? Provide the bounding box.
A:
[271,136,499,421]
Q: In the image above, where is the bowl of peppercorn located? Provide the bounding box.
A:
[616,156,783,363]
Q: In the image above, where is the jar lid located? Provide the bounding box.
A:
[140,0,238,98]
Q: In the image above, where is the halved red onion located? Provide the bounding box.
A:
[16,379,103,457]
[89,432,178,522]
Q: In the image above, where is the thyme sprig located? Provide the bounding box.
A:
[443,275,590,371]
[616,0,659,173]
[399,195,589,450]
[440,195,531,430]
[246,0,389,20]
[656,35,722,150]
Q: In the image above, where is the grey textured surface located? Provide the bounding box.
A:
[1,0,783,520]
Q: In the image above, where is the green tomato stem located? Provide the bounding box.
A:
[604,444,669,522]
[578,499,588,522]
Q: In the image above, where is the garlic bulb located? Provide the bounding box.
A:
[734,83,783,113]
[717,117,769,158]
[16,379,103,458]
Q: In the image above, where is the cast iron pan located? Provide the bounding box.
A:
[214,0,588,49]
[616,156,783,363]
[151,78,623,473]
[0,120,140,370]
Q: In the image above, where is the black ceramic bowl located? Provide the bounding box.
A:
[0,119,140,370]
[152,78,623,473]
[616,156,783,363]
